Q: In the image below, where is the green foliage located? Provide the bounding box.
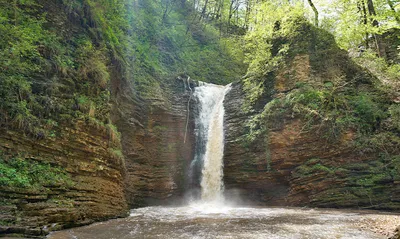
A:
[0,156,72,189]
[317,0,400,51]
[0,0,113,137]
[350,93,386,132]
[263,82,386,138]
[355,131,400,155]
[353,49,400,99]
[244,2,305,78]
[0,0,55,134]
[107,123,122,147]
[60,0,247,102]
[234,3,399,175]
[75,37,110,91]
[238,15,392,142]
[242,13,321,115]
[293,158,334,178]
[126,0,246,97]
[389,104,400,131]
[109,148,124,163]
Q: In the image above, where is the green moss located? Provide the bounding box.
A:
[356,173,392,187]
[110,149,124,162]
[152,125,168,137]
[107,123,121,147]
[298,155,400,209]
[47,198,75,208]
[0,219,13,226]
[344,163,370,171]
[293,159,334,178]
[0,156,72,190]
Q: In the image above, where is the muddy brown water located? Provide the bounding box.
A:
[47,204,400,239]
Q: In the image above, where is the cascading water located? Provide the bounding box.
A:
[192,83,231,203]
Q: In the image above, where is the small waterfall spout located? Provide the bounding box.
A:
[193,83,231,203]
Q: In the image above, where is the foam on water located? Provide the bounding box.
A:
[48,206,399,239]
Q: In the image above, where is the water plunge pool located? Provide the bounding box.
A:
[48,205,399,239]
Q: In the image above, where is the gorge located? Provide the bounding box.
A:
[48,78,400,238]
[47,81,400,239]
[0,0,400,238]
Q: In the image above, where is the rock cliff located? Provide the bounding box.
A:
[115,78,196,207]
[1,2,399,237]
[0,1,131,236]
[223,19,400,210]
[0,0,197,235]
[0,123,128,237]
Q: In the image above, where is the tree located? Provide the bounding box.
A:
[357,0,369,47]
[307,0,319,26]
[386,0,400,23]
[366,0,385,57]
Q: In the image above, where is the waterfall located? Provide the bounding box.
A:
[192,83,231,203]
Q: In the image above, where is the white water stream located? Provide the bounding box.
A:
[193,83,231,203]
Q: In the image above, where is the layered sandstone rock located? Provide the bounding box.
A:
[115,78,196,207]
[0,122,128,237]
[223,20,400,210]
[224,81,400,209]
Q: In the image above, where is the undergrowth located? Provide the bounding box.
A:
[0,154,73,190]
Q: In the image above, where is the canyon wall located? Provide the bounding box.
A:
[0,1,130,236]
[0,76,196,238]
[0,0,197,235]
[224,83,400,209]
[0,123,128,236]
[1,1,399,237]
[223,20,400,210]
[115,78,196,207]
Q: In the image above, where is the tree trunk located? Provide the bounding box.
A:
[358,0,369,48]
[201,0,209,20]
[162,1,170,23]
[14,0,17,25]
[307,0,318,26]
[228,0,234,33]
[366,0,386,59]
[244,0,251,30]
[215,0,222,20]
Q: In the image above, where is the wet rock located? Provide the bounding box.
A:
[115,77,196,207]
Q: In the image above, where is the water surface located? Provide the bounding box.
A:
[48,204,400,239]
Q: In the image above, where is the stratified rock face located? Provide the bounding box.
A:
[0,122,128,237]
[224,82,400,209]
[223,20,400,209]
[224,83,290,205]
[116,79,196,207]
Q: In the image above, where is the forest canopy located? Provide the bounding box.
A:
[0,0,398,138]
